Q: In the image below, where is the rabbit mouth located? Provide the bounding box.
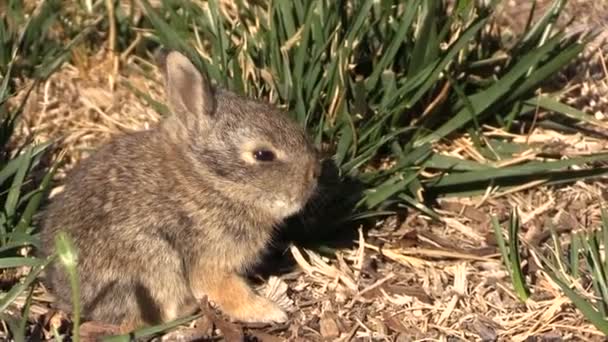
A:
[269,198,304,219]
[265,181,318,220]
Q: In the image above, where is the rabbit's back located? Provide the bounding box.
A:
[40,129,171,251]
[39,130,197,323]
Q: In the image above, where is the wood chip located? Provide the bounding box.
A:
[159,327,210,342]
[319,312,341,339]
[78,321,121,341]
[468,317,498,342]
[199,297,244,342]
[247,331,285,342]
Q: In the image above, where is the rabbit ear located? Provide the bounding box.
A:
[157,49,216,129]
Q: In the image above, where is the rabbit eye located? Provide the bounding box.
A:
[253,149,276,162]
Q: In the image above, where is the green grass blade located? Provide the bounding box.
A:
[4,147,32,219]
[507,208,530,301]
[55,231,81,342]
[362,172,419,209]
[421,154,492,172]
[397,193,440,220]
[0,257,41,268]
[365,0,420,91]
[526,96,605,127]
[14,152,62,234]
[601,208,608,276]
[0,240,37,253]
[570,232,581,278]
[0,142,52,186]
[428,153,608,188]
[582,234,608,312]
[492,216,511,277]
[15,286,35,342]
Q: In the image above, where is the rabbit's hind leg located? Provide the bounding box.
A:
[88,266,198,331]
[137,262,199,324]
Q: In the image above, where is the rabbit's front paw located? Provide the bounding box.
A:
[232,295,287,324]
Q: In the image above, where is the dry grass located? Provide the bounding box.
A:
[4,0,608,341]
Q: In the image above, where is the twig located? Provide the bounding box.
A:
[105,0,119,91]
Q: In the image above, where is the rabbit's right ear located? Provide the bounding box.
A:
[156,49,217,131]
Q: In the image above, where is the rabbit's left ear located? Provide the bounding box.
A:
[156,49,217,130]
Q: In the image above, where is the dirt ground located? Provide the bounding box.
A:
[4,0,608,341]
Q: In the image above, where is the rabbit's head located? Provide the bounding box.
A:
[157,50,321,220]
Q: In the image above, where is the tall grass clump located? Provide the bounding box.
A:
[136,0,608,220]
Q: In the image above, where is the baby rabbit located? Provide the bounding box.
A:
[39,49,321,331]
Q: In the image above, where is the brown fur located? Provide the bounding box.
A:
[38,49,321,328]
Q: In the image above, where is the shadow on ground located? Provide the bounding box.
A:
[251,158,406,280]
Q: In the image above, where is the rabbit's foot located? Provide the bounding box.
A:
[192,271,288,324]
[228,295,287,324]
